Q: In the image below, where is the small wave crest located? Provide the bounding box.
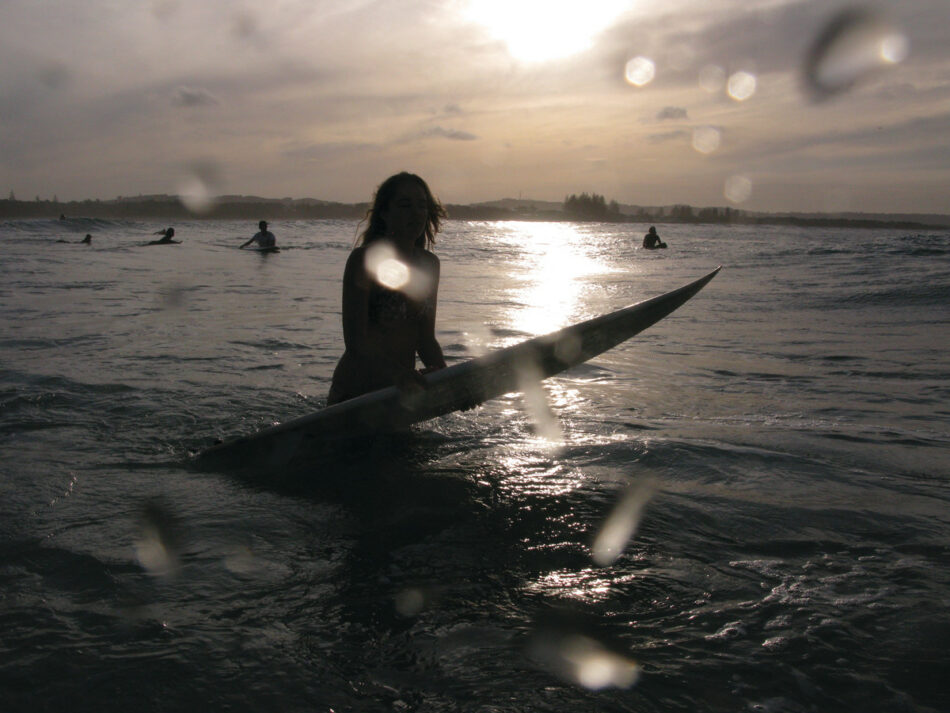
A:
[1,217,138,235]
[887,233,950,257]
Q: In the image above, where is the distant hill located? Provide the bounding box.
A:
[1,194,947,229]
[472,199,950,228]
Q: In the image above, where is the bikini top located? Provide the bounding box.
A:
[367,283,432,325]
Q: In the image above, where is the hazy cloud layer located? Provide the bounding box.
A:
[0,0,947,212]
[657,107,689,121]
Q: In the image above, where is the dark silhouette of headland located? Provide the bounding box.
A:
[1,193,946,230]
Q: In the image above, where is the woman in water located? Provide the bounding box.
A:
[327,172,448,405]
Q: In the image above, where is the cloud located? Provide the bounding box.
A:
[648,130,690,144]
[656,106,688,121]
[172,86,220,107]
[0,0,948,212]
[280,139,379,161]
[414,126,479,141]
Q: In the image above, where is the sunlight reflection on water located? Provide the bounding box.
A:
[487,222,621,444]
[495,222,617,337]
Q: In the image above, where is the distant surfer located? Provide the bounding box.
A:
[642,226,667,250]
[240,220,277,249]
[148,227,179,245]
[327,172,448,406]
[56,233,92,244]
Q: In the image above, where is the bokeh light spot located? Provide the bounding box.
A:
[880,33,909,64]
[553,333,582,365]
[364,241,426,294]
[515,357,563,445]
[592,478,655,566]
[624,56,655,87]
[377,258,410,290]
[725,175,753,204]
[727,71,757,101]
[699,64,726,93]
[177,162,221,215]
[134,499,183,579]
[395,588,427,617]
[531,631,641,690]
[692,126,721,155]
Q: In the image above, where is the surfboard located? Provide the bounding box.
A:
[248,246,280,254]
[193,266,720,472]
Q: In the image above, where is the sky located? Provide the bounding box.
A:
[1,0,948,214]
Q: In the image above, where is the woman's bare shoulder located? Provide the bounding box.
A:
[416,248,441,268]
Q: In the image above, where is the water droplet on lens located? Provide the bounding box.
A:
[395,588,426,617]
[134,499,183,578]
[727,71,757,101]
[592,478,655,566]
[37,62,70,90]
[699,64,726,93]
[232,11,258,38]
[692,126,721,154]
[624,56,655,87]
[553,333,582,364]
[159,284,187,310]
[378,259,410,289]
[804,8,908,100]
[724,175,753,203]
[528,628,640,690]
[514,356,563,445]
[178,162,221,214]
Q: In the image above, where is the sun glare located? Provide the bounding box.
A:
[499,222,611,336]
[465,0,630,63]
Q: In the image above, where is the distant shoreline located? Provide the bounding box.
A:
[1,197,947,231]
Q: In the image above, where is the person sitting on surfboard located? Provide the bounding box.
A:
[149,227,178,244]
[240,220,277,249]
[327,172,448,405]
[642,226,667,249]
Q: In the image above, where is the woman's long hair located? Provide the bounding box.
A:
[357,172,447,250]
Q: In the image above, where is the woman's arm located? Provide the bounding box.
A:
[416,253,447,371]
[340,249,372,354]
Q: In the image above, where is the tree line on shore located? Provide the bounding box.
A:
[0,193,944,230]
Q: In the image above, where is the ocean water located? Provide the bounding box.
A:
[1,217,948,712]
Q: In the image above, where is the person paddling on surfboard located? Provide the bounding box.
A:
[327,172,448,406]
[148,227,179,244]
[642,226,667,249]
[56,233,92,244]
[240,220,277,249]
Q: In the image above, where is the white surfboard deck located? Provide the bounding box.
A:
[194,267,720,471]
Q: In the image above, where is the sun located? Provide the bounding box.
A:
[464,0,631,63]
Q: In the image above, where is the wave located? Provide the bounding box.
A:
[887,233,950,257]
[1,217,142,233]
[836,282,950,307]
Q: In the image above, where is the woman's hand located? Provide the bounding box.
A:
[394,369,428,409]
